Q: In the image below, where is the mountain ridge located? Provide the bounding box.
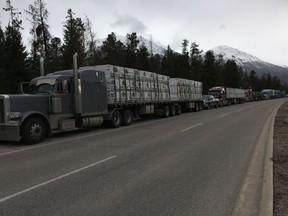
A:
[210,45,288,83]
[95,35,288,83]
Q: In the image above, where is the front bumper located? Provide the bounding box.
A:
[0,125,21,141]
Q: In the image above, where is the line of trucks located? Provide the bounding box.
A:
[0,54,250,144]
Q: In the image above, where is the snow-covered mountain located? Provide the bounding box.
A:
[138,35,167,55]
[94,35,288,83]
[210,45,288,83]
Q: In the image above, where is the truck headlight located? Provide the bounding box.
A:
[7,112,22,120]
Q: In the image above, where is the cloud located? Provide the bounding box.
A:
[111,14,147,34]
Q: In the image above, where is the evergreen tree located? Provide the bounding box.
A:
[100,32,125,65]
[2,0,28,93]
[214,54,225,85]
[125,32,139,68]
[242,72,249,89]
[203,50,216,93]
[266,73,272,87]
[259,74,268,90]
[223,59,241,87]
[238,66,244,87]
[182,39,189,55]
[179,39,190,79]
[161,45,178,77]
[272,76,281,90]
[49,37,62,71]
[189,42,203,81]
[248,70,258,90]
[150,53,162,74]
[62,9,85,69]
[135,43,150,71]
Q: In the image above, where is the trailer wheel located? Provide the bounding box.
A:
[21,117,46,144]
[122,109,133,126]
[170,105,176,116]
[196,103,199,111]
[176,105,182,115]
[163,106,170,118]
[198,103,202,111]
[110,110,122,128]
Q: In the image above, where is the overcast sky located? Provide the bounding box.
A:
[1,0,288,66]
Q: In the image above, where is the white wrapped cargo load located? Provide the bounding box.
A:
[169,78,202,101]
[81,65,170,105]
[226,88,245,99]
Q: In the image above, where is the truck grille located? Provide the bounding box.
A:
[0,98,4,123]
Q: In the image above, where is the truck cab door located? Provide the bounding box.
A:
[55,79,73,114]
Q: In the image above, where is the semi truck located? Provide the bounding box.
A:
[261,89,276,99]
[0,54,203,144]
[208,86,245,106]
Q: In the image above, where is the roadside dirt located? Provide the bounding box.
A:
[273,101,288,215]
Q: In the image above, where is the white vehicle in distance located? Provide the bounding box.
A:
[202,95,219,109]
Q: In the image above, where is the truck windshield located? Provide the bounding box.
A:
[209,91,222,97]
[29,78,56,94]
[30,83,55,94]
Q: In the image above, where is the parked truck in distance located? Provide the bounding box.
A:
[261,89,286,99]
[244,89,262,102]
[208,86,245,106]
[0,54,203,144]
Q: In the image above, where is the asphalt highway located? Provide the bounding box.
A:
[0,98,286,216]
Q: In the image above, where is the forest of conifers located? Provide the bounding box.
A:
[0,0,287,94]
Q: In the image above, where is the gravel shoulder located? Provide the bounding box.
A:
[273,101,288,215]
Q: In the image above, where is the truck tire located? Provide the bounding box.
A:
[110,110,122,128]
[122,109,133,126]
[176,105,182,115]
[170,105,176,116]
[21,117,46,144]
[194,102,201,112]
[163,106,170,118]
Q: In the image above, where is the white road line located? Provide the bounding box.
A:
[0,155,117,204]
[180,123,203,133]
[219,113,230,118]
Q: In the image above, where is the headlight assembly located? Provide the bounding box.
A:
[7,112,22,120]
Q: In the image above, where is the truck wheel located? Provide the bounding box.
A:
[170,105,176,116]
[21,117,46,144]
[163,106,170,118]
[110,110,122,128]
[176,105,182,115]
[122,109,133,126]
